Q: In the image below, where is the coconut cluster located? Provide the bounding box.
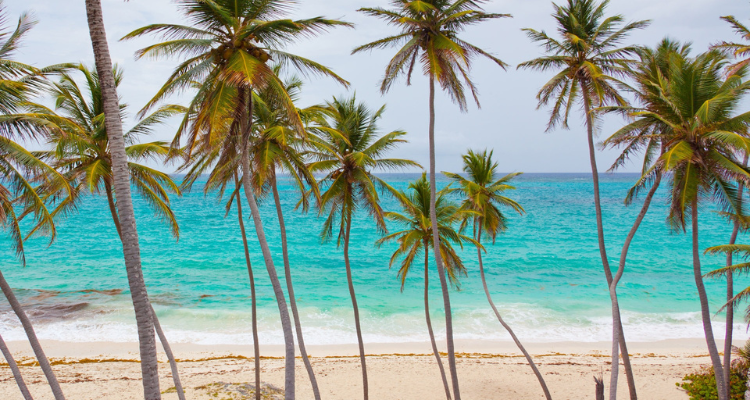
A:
[211,35,271,65]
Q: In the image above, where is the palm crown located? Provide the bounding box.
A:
[32,64,183,238]
[444,149,524,243]
[353,0,509,110]
[307,95,421,244]
[518,0,649,130]
[122,0,351,158]
[377,173,475,289]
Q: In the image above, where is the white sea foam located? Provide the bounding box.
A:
[0,303,744,345]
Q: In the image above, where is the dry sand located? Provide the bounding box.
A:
[0,339,729,399]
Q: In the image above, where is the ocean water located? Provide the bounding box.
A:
[0,173,747,346]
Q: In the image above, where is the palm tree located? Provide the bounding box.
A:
[308,95,420,400]
[84,0,162,397]
[518,1,649,398]
[0,3,74,398]
[248,72,323,399]
[600,38,691,399]
[611,48,750,400]
[376,173,474,400]
[23,63,188,399]
[705,243,750,400]
[123,3,351,396]
[444,149,551,399]
[353,2,509,396]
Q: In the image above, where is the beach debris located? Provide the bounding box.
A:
[193,382,284,399]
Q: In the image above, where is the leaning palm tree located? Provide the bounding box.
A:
[353,2,509,396]
[376,173,474,400]
[445,149,551,399]
[613,48,750,400]
[84,0,162,397]
[518,1,649,398]
[0,3,73,398]
[600,38,692,399]
[308,95,420,400]
[123,3,351,396]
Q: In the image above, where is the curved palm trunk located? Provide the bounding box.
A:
[107,186,184,398]
[0,269,63,399]
[428,75,461,400]
[581,87,636,400]
[151,306,185,400]
[84,1,160,398]
[608,172,663,400]
[725,153,747,395]
[474,225,551,399]
[234,183,261,400]
[0,331,33,399]
[239,89,296,400]
[691,200,728,400]
[104,181,122,239]
[424,242,452,400]
[343,215,369,399]
[271,174,321,400]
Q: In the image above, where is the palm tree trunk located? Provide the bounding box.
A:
[234,179,261,400]
[725,153,747,393]
[108,184,184,397]
[0,332,33,399]
[271,174,321,400]
[343,214,369,400]
[104,181,122,240]
[474,224,551,400]
[84,1,160,398]
[238,89,296,400]
[151,306,185,400]
[428,74,461,400]
[424,241,452,400]
[0,269,63,399]
[608,172,663,400]
[691,199,728,400]
[581,87,635,400]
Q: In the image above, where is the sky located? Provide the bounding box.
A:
[5,0,750,174]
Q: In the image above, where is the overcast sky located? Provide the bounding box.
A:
[6,0,750,174]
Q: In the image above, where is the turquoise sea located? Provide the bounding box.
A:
[0,173,747,345]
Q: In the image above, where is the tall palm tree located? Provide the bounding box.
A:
[600,38,691,399]
[444,149,551,399]
[518,1,649,398]
[353,2,509,396]
[308,95,420,400]
[0,3,73,398]
[611,48,750,400]
[22,63,188,399]
[84,0,162,397]
[248,72,323,400]
[376,173,474,400]
[123,3,351,396]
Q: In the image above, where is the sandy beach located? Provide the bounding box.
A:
[0,339,729,399]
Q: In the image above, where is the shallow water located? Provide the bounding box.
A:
[0,173,747,345]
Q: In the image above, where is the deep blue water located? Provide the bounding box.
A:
[0,173,746,345]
